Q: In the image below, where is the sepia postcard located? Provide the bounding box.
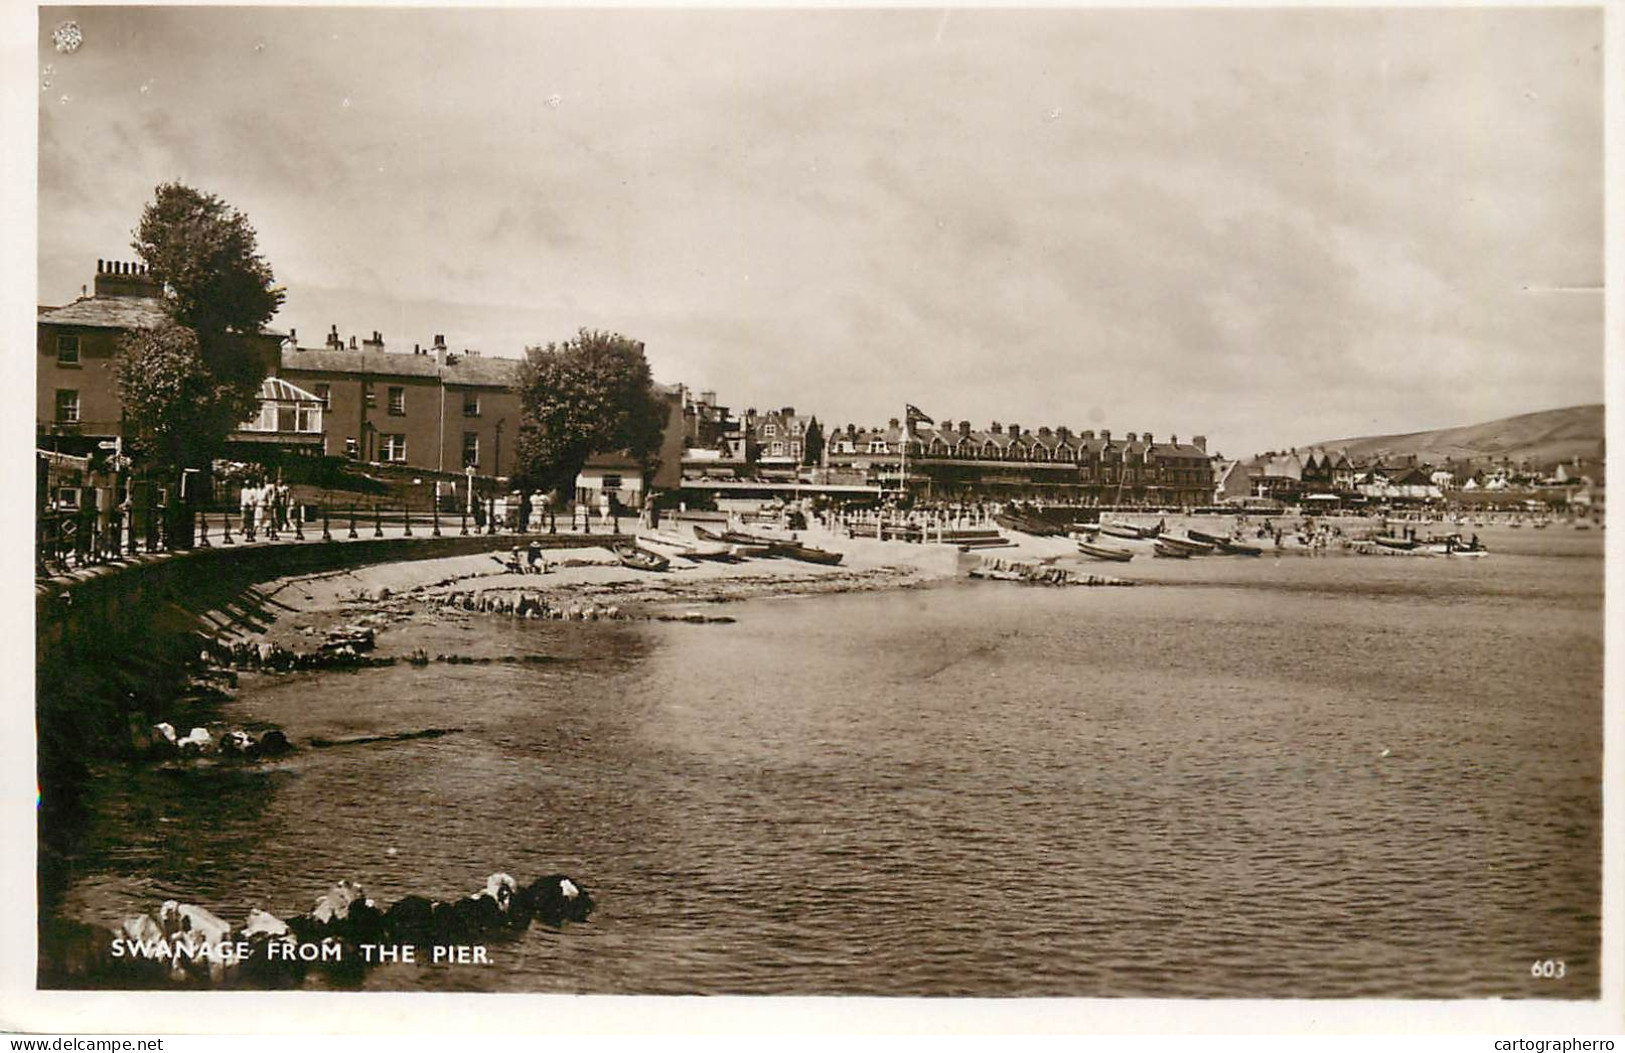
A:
[3,1,1621,1037]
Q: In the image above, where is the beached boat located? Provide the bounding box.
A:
[1154,533,1216,555]
[693,524,780,556]
[1098,523,1157,542]
[1152,540,1191,559]
[638,531,737,560]
[1076,540,1134,562]
[1373,535,1417,551]
[1215,539,1263,557]
[774,542,843,566]
[613,543,671,572]
[994,512,1066,537]
[1187,528,1231,546]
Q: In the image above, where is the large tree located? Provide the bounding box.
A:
[117,183,283,470]
[115,324,263,470]
[133,182,285,343]
[513,329,667,496]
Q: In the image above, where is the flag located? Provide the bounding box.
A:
[905,404,934,426]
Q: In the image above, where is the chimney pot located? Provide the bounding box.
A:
[349,335,358,349]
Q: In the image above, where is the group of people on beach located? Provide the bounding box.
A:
[493,539,551,575]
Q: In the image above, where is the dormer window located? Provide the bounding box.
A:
[763,423,777,437]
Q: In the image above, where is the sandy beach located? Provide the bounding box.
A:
[235,525,970,653]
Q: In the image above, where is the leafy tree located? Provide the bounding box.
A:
[133,182,285,343]
[802,417,824,467]
[513,329,667,497]
[117,183,283,472]
[115,324,262,470]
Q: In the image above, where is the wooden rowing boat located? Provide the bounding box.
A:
[1076,540,1134,562]
[613,543,670,572]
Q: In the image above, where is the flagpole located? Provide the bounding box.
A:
[899,406,908,507]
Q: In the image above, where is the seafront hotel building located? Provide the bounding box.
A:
[822,419,1215,506]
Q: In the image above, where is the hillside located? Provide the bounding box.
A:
[1307,404,1604,468]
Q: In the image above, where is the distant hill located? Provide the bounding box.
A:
[1306,404,1604,468]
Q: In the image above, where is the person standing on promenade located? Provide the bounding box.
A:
[240,480,258,540]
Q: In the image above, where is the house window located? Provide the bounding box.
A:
[364,386,376,409]
[462,392,480,417]
[277,405,298,432]
[763,423,777,437]
[771,441,785,456]
[344,437,359,458]
[601,474,623,492]
[56,335,80,365]
[382,434,407,462]
[790,442,802,458]
[387,387,405,415]
[462,432,480,468]
[313,383,331,409]
[55,389,80,423]
[297,405,319,433]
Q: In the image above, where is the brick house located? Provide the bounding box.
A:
[35,259,283,455]
[276,328,522,477]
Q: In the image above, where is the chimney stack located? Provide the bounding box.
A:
[93,257,161,298]
[958,420,971,436]
[1193,435,1207,452]
[1008,423,1020,437]
[990,422,1002,435]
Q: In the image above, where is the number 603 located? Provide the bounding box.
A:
[1530,959,1566,979]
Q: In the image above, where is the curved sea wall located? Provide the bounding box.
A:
[33,532,612,921]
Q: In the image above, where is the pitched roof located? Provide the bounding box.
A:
[279,347,522,388]
[37,295,168,330]
[259,376,323,403]
[38,294,288,337]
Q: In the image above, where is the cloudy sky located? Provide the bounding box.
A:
[36,6,1602,458]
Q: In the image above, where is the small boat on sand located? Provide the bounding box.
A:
[1373,535,1417,551]
[1077,540,1134,562]
[693,524,779,556]
[1099,521,1163,541]
[613,543,670,572]
[776,541,843,565]
[638,531,737,560]
[1154,533,1216,555]
[1152,540,1191,559]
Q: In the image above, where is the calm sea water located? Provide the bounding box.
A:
[56,527,1604,997]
